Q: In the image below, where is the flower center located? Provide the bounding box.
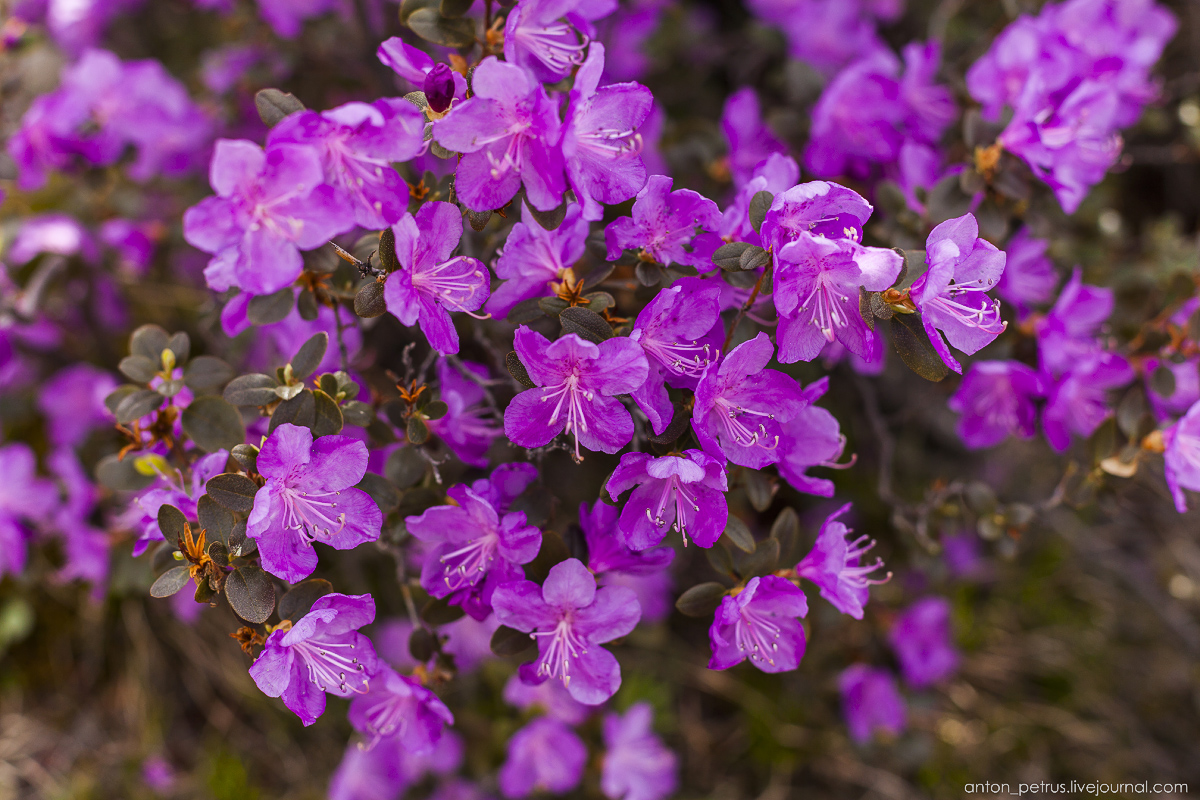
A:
[541,371,594,462]
[438,531,500,591]
[714,397,779,451]
[291,636,369,694]
[644,475,701,545]
[281,487,347,543]
[411,256,490,318]
[735,607,783,668]
[532,617,589,687]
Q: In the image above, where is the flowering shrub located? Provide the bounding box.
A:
[1,0,1198,796]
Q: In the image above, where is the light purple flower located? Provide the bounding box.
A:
[432,57,565,212]
[759,180,874,254]
[256,0,345,37]
[498,717,587,798]
[405,483,541,620]
[493,557,641,705]
[247,423,383,584]
[7,214,98,265]
[329,727,462,800]
[37,363,119,448]
[709,574,808,673]
[796,503,888,619]
[1146,357,1200,422]
[889,596,959,688]
[720,153,799,248]
[348,666,453,752]
[1164,399,1200,512]
[604,175,722,269]
[562,43,652,221]
[601,702,678,800]
[249,592,379,726]
[488,202,589,318]
[268,99,426,229]
[427,359,503,467]
[605,450,728,549]
[692,333,806,468]
[745,0,889,76]
[948,360,1046,449]
[908,213,1008,374]
[0,443,57,578]
[183,139,350,296]
[504,327,648,461]
[383,201,491,355]
[377,38,468,102]
[996,228,1057,316]
[1036,267,1114,379]
[721,87,785,188]
[582,499,675,575]
[1042,351,1134,452]
[502,672,591,725]
[504,0,590,83]
[777,377,854,496]
[839,665,907,744]
[118,449,230,556]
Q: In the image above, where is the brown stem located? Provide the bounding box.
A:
[723,264,771,353]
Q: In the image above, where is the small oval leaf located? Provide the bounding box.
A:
[182,396,246,453]
[279,579,333,621]
[225,565,276,623]
[158,504,188,548]
[722,516,755,553]
[224,374,279,406]
[205,473,260,514]
[490,625,536,657]
[675,582,727,617]
[150,566,192,598]
[290,333,329,381]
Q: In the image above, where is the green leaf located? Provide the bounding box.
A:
[466,209,492,231]
[130,324,169,362]
[377,228,399,272]
[341,400,375,427]
[166,332,190,364]
[208,541,230,568]
[357,472,401,515]
[439,0,474,17]
[230,444,259,474]
[675,582,727,617]
[743,469,775,512]
[205,473,259,514]
[270,389,317,432]
[406,415,430,445]
[95,453,156,491]
[1151,364,1178,398]
[422,595,466,625]
[490,625,536,657]
[423,400,449,421]
[255,88,305,128]
[354,280,388,318]
[225,566,276,623]
[197,495,234,546]
[182,396,246,453]
[732,537,780,580]
[279,579,333,621]
[507,297,548,324]
[157,504,188,548]
[769,507,801,566]
[889,313,950,382]
[313,390,344,437]
[224,374,279,406]
[705,540,736,577]
[712,241,754,270]
[228,519,252,557]
[538,296,570,316]
[119,355,158,383]
[296,289,320,322]
[407,8,477,48]
[525,197,567,230]
[506,351,536,389]
[559,306,612,344]
[290,333,328,381]
[247,288,296,326]
[647,402,691,446]
[104,385,139,416]
[385,446,427,489]
[749,190,773,235]
[722,515,755,553]
[115,388,164,424]
[150,567,191,598]
[184,356,236,394]
[738,245,771,272]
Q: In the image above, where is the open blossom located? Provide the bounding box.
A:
[504,0,590,83]
[377,38,468,103]
[432,57,565,212]
[888,597,959,687]
[777,377,854,496]
[759,180,874,254]
[427,359,503,468]
[37,363,118,448]
[504,327,648,461]
[773,233,903,363]
[493,558,641,705]
[580,501,675,623]
[908,213,1008,374]
[383,201,490,355]
[488,203,589,318]
[0,443,57,578]
[628,277,722,434]
[329,728,462,800]
[692,333,806,469]
[118,450,231,556]
[839,665,907,744]
[604,175,722,268]
[183,139,349,296]
[249,593,379,726]
[268,99,426,230]
[1042,351,1134,452]
[796,503,888,619]
[405,483,541,620]
[720,87,786,187]
[1036,267,1114,378]
[709,575,808,673]
[601,703,679,800]
[348,666,453,753]
[996,228,1057,316]
[498,717,587,798]
[1163,399,1200,512]
[503,672,592,725]
[720,154,800,247]
[948,361,1046,449]
[562,43,652,221]
[745,0,895,76]
[247,424,383,584]
[605,450,728,549]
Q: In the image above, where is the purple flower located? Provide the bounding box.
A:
[504,0,590,83]
[0,443,57,578]
[503,672,591,725]
[604,175,722,269]
[709,575,808,673]
[601,702,678,800]
[582,500,675,575]
[493,558,641,705]
[268,99,426,229]
[996,228,1057,315]
[247,423,383,584]
[773,233,903,363]
[796,503,888,619]
[1146,357,1200,422]
[888,597,959,688]
[948,360,1046,449]
[432,57,565,212]
[37,363,118,448]
[759,180,874,254]
[745,0,889,76]
[605,450,728,549]
[100,219,159,275]
[777,377,854,496]
[256,0,345,37]
[720,87,785,187]
[427,359,503,467]
[839,665,907,744]
[498,717,587,798]
[1036,267,1114,378]
[1042,351,1134,452]
[183,139,349,296]
[383,201,491,356]
[249,593,379,726]
[348,666,453,752]
[1164,399,1200,512]
[562,43,653,221]
[405,483,541,620]
[503,327,648,461]
[8,214,98,265]
[628,277,722,434]
[488,202,590,318]
[720,153,800,247]
[377,38,468,102]
[692,333,806,468]
[118,449,230,556]
[329,728,462,800]
[908,213,1008,374]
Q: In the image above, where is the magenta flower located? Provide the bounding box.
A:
[118,449,231,557]
[708,575,808,673]
[604,175,722,268]
[247,423,383,584]
[1146,356,1200,422]
[493,558,641,705]
[721,154,800,247]
[183,139,350,296]
[377,37,468,102]
[773,235,903,363]
[503,0,590,83]
[256,0,345,37]
[431,57,565,212]
[777,376,853,496]
[503,671,591,725]
[601,702,679,800]
[498,717,587,798]
[1042,351,1134,452]
[581,500,675,578]
[405,483,541,620]
[908,213,1008,374]
[888,596,959,688]
[268,99,426,229]
[37,363,118,448]
[1164,399,1200,512]
[692,333,806,469]
[996,228,1057,316]
[488,202,590,318]
[1036,267,1114,379]
[796,503,888,619]
[0,443,57,578]
[249,593,379,726]
[348,666,453,752]
[759,180,874,254]
[839,665,907,744]
[426,359,503,468]
[562,43,653,221]
[605,450,728,549]
[948,360,1046,449]
[745,0,892,77]
[720,87,786,188]
[383,201,491,355]
[503,327,649,461]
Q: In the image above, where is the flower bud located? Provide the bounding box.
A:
[423,64,455,114]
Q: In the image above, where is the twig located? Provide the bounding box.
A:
[723,264,771,353]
